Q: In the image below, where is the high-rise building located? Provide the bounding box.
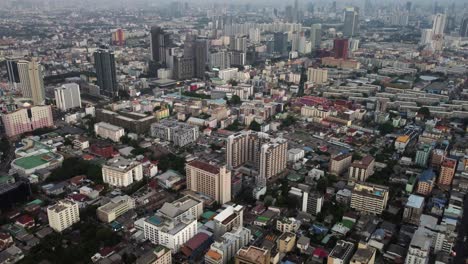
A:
[432,13,447,36]
[209,51,231,70]
[415,144,432,167]
[438,158,457,186]
[460,15,468,37]
[111,28,125,46]
[150,26,172,65]
[310,24,322,49]
[405,228,432,264]
[420,29,434,45]
[186,160,231,204]
[333,39,349,60]
[54,83,82,111]
[102,157,143,187]
[302,191,324,215]
[329,153,352,176]
[249,28,261,43]
[343,7,359,37]
[194,39,208,79]
[94,49,117,98]
[403,194,425,225]
[94,122,125,142]
[150,120,199,147]
[205,227,251,264]
[173,56,194,80]
[6,59,20,89]
[348,156,375,182]
[307,68,328,84]
[47,199,80,232]
[1,105,53,138]
[350,182,389,215]
[328,240,355,264]
[273,32,288,55]
[17,60,45,105]
[213,205,244,239]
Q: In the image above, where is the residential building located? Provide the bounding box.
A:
[403,195,425,225]
[308,68,328,84]
[173,56,194,80]
[97,195,135,223]
[94,122,125,142]
[194,39,208,79]
[350,182,389,215]
[150,120,199,147]
[136,246,172,264]
[277,232,296,253]
[310,24,322,49]
[235,246,270,264]
[302,191,324,215]
[288,148,305,162]
[350,244,376,264]
[405,228,432,264]
[17,60,45,105]
[416,169,436,196]
[186,160,231,204]
[47,199,80,232]
[276,217,301,233]
[273,32,288,55]
[94,49,117,98]
[158,195,203,222]
[54,83,82,111]
[102,157,143,187]
[333,39,349,60]
[415,144,432,167]
[438,158,457,186]
[461,15,468,37]
[1,105,53,137]
[213,205,244,239]
[348,156,375,182]
[6,59,20,89]
[328,240,355,264]
[95,109,157,134]
[205,227,251,264]
[329,153,352,176]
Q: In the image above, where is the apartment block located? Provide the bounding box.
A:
[54,83,82,111]
[94,122,125,142]
[102,157,143,187]
[205,227,251,264]
[235,246,270,264]
[349,156,375,182]
[97,195,135,223]
[302,191,324,215]
[186,160,231,204]
[307,68,328,84]
[350,182,389,215]
[213,205,244,239]
[438,158,457,186]
[136,246,172,264]
[158,195,203,223]
[150,120,199,147]
[416,169,436,196]
[277,232,296,253]
[329,153,352,176]
[350,244,376,264]
[403,195,425,225]
[2,105,53,137]
[47,199,80,232]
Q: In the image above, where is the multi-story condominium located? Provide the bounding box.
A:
[276,217,301,233]
[300,105,331,119]
[136,245,172,264]
[415,144,432,167]
[350,182,389,215]
[277,232,296,253]
[213,205,244,239]
[438,158,457,186]
[327,240,355,264]
[96,109,157,134]
[416,169,436,196]
[226,131,287,187]
[144,213,197,253]
[158,195,203,223]
[349,156,375,182]
[150,120,199,147]
[102,157,143,187]
[94,122,125,142]
[405,228,432,264]
[329,153,352,176]
[54,83,82,111]
[302,191,324,215]
[205,227,251,264]
[403,194,425,225]
[47,199,80,232]
[235,246,270,264]
[97,195,135,223]
[431,148,447,167]
[17,60,45,105]
[2,105,53,137]
[307,68,328,84]
[186,160,231,204]
[350,244,376,264]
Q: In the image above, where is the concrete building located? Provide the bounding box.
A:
[102,157,143,187]
[277,232,296,253]
[350,244,376,264]
[158,195,203,223]
[438,158,457,186]
[416,170,436,196]
[350,182,389,215]
[219,68,239,81]
[349,156,375,182]
[96,109,156,135]
[205,227,251,264]
[150,120,199,147]
[1,105,53,137]
[136,246,172,264]
[403,195,425,225]
[328,240,355,264]
[54,83,82,111]
[302,191,324,215]
[97,195,135,223]
[307,68,328,84]
[415,144,432,167]
[405,228,432,264]
[213,205,244,239]
[235,246,270,264]
[17,60,45,105]
[343,7,359,37]
[329,153,352,176]
[276,217,301,233]
[94,122,125,142]
[186,160,231,204]
[288,148,305,162]
[94,49,117,98]
[47,199,80,232]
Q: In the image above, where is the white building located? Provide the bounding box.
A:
[218,68,239,81]
[102,157,143,187]
[158,195,203,223]
[307,68,328,84]
[54,83,82,111]
[94,122,125,142]
[47,199,80,232]
[205,227,251,264]
[405,228,432,264]
[288,148,305,162]
[97,195,135,223]
[17,60,45,105]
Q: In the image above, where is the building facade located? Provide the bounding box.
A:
[54,83,82,111]
[102,157,143,187]
[186,160,231,204]
[94,122,125,142]
[350,182,389,215]
[2,105,53,138]
[97,195,135,223]
[47,199,80,232]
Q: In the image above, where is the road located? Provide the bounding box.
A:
[454,195,468,264]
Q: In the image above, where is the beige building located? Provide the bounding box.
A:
[235,246,270,264]
[329,153,352,176]
[258,137,288,186]
[350,244,376,264]
[328,240,355,264]
[17,60,45,105]
[348,156,375,182]
[301,105,331,119]
[136,246,172,264]
[94,122,125,142]
[1,105,54,137]
[213,205,244,239]
[47,199,80,232]
[307,68,328,84]
[97,195,135,223]
[277,232,296,253]
[102,157,143,187]
[276,217,301,233]
[186,160,231,204]
[351,182,389,215]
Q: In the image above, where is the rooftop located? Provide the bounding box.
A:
[351,247,376,263]
[237,246,269,263]
[187,160,221,174]
[406,194,425,209]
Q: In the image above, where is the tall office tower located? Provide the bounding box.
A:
[54,83,82,111]
[285,5,294,23]
[406,1,412,12]
[150,26,172,65]
[364,0,372,16]
[209,51,231,70]
[273,32,288,55]
[291,32,300,52]
[432,13,447,36]
[2,105,53,137]
[293,0,299,22]
[333,38,349,60]
[17,60,45,105]
[94,49,117,98]
[47,199,80,232]
[461,15,468,37]
[420,29,434,45]
[6,59,20,89]
[194,39,208,79]
[173,56,194,80]
[186,160,231,204]
[343,7,359,37]
[310,24,322,49]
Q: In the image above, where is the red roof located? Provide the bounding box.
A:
[16,215,34,225]
[181,232,210,256]
[188,160,220,174]
[313,248,328,258]
[99,247,115,258]
[70,194,87,202]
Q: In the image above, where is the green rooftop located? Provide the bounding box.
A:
[256,216,270,223]
[13,153,55,169]
[340,219,354,229]
[26,199,43,206]
[201,211,217,220]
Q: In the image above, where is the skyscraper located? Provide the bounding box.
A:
[432,13,447,36]
[94,49,117,98]
[273,32,288,55]
[343,7,359,37]
[17,60,45,105]
[461,15,468,37]
[54,83,82,111]
[310,24,322,49]
[150,26,172,65]
[6,59,20,89]
[333,38,349,60]
[194,39,208,79]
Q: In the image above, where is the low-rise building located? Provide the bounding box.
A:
[350,244,376,264]
[136,246,172,264]
[235,246,270,264]
[97,195,135,223]
[94,122,125,142]
[102,157,143,187]
[277,232,296,253]
[327,240,355,264]
[276,217,301,233]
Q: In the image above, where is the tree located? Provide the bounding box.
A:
[249,120,261,131]
[281,115,297,128]
[229,95,242,105]
[378,122,394,134]
[228,79,238,86]
[417,107,431,119]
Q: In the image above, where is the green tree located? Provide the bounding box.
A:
[249,120,261,131]
[378,122,394,134]
[229,95,242,105]
[417,107,431,119]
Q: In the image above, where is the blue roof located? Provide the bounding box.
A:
[419,169,435,182]
[147,216,162,225]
